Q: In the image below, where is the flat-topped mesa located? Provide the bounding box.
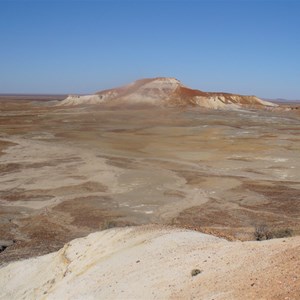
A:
[58,77,278,109]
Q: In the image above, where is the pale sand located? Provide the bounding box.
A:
[0,225,299,300]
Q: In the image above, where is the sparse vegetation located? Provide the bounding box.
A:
[254,224,272,241]
[272,228,293,239]
[101,220,118,230]
[254,224,293,241]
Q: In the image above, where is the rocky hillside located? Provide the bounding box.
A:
[1,225,299,299]
[58,77,277,109]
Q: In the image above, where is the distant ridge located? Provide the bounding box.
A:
[58,77,277,110]
[0,94,67,101]
[263,98,300,103]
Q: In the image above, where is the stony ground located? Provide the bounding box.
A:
[0,98,300,264]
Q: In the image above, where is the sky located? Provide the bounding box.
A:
[0,0,300,99]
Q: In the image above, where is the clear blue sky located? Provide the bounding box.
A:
[1,0,300,99]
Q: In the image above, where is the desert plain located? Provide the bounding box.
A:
[0,96,300,299]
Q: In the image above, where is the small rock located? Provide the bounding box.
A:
[0,240,15,253]
[191,269,202,277]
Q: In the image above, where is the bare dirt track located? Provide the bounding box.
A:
[0,98,300,263]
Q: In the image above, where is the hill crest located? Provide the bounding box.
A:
[58,77,277,109]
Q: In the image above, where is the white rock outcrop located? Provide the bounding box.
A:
[56,94,103,106]
[1,225,299,299]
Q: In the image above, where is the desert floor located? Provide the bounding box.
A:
[1,99,300,263]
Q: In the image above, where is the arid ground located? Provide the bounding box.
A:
[1,97,300,263]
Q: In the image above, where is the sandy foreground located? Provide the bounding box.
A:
[1,225,300,300]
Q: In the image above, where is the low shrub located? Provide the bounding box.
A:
[254,224,293,241]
